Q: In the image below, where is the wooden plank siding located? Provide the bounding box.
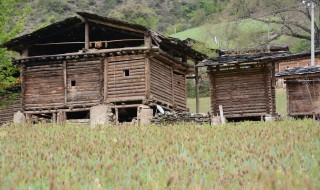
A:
[286,79,320,116]
[20,53,188,114]
[208,64,276,118]
[173,72,187,110]
[150,58,174,107]
[66,60,103,104]
[24,62,65,110]
[106,55,146,102]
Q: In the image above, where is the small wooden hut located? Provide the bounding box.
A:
[276,66,320,118]
[197,53,293,120]
[1,12,205,124]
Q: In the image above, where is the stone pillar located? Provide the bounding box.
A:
[13,111,26,124]
[138,105,153,125]
[90,105,111,127]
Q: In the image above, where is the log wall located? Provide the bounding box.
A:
[21,54,188,114]
[173,72,186,111]
[150,58,174,107]
[24,62,65,110]
[208,64,276,118]
[106,55,146,102]
[286,79,320,116]
[67,60,103,105]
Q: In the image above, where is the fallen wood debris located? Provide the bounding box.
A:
[151,112,211,124]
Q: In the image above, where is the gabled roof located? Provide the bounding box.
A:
[2,12,206,61]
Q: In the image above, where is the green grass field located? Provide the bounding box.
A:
[1,90,319,189]
[1,120,319,189]
[187,89,288,116]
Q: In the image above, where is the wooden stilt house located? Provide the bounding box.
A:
[276,66,320,118]
[1,12,206,123]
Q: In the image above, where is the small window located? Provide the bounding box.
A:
[123,69,130,77]
[71,80,76,87]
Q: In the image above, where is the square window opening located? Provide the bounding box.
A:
[123,69,130,77]
[71,80,76,87]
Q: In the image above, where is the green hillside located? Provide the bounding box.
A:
[170,19,309,52]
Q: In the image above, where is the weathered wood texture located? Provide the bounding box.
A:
[286,78,320,116]
[208,64,276,118]
[150,58,174,107]
[0,96,22,124]
[106,55,146,102]
[21,53,188,114]
[150,57,187,111]
[173,72,187,111]
[24,62,65,110]
[66,60,103,104]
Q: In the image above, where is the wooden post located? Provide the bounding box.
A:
[195,66,200,113]
[52,112,57,124]
[145,56,151,100]
[21,48,28,58]
[144,33,152,48]
[271,62,276,115]
[219,105,226,124]
[85,21,90,49]
[171,68,175,106]
[20,64,25,111]
[63,61,67,105]
[26,114,32,124]
[104,58,109,102]
[115,108,119,125]
[57,111,65,125]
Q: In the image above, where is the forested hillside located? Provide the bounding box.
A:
[24,0,319,51]
[25,0,228,35]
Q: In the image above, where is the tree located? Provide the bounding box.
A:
[107,0,160,29]
[227,0,320,48]
[0,0,30,94]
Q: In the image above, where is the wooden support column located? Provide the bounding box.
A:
[104,58,109,102]
[115,108,119,125]
[264,64,271,114]
[52,112,57,124]
[21,48,28,58]
[195,66,200,113]
[57,111,66,125]
[144,33,152,48]
[26,114,32,124]
[63,61,67,105]
[20,64,25,111]
[145,56,151,100]
[271,62,276,115]
[85,21,90,49]
[171,68,175,106]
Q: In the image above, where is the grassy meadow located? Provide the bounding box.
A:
[0,120,319,189]
[1,90,319,189]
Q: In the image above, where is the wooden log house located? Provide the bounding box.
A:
[276,66,320,118]
[197,53,288,120]
[1,12,206,124]
[197,50,320,120]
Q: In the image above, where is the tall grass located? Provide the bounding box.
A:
[0,120,319,189]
